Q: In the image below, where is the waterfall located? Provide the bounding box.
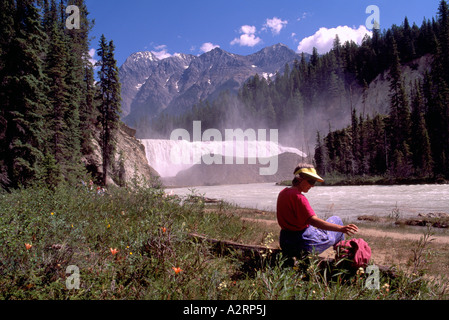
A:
[140,139,307,177]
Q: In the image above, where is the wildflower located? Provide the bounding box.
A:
[218,281,227,290]
[162,227,167,233]
[51,212,55,216]
[382,283,390,293]
[172,267,182,274]
[129,252,133,255]
[110,248,119,255]
[107,224,111,229]
[25,243,32,250]
[356,267,365,276]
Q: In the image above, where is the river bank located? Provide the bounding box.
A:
[169,182,449,223]
[277,174,449,187]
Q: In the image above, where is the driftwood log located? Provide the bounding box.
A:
[188,232,397,279]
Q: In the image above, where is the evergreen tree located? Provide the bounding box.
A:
[350,108,360,175]
[43,1,69,182]
[387,39,413,177]
[410,80,433,176]
[1,0,49,188]
[96,35,122,186]
[358,114,370,175]
[314,131,325,175]
[0,0,16,188]
[437,0,449,84]
[64,0,97,156]
[325,123,335,173]
[40,0,86,186]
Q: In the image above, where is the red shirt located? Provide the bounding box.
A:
[276,187,316,231]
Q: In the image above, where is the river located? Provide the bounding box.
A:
[168,183,449,223]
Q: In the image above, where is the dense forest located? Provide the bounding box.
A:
[314,2,449,181]
[0,0,121,190]
[150,1,449,181]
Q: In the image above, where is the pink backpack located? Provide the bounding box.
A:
[334,238,372,268]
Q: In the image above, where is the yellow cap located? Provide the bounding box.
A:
[294,167,324,183]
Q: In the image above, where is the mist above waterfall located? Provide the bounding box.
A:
[140,138,307,178]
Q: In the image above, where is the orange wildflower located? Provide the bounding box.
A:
[110,248,119,255]
[162,227,167,233]
[25,243,32,250]
[172,267,182,274]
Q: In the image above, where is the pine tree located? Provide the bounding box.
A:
[39,0,87,186]
[64,0,97,156]
[422,2,449,177]
[44,3,69,182]
[387,39,413,177]
[1,0,49,188]
[325,123,335,173]
[437,0,449,84]
[314,131,325,175]
[0,0,16,188]
[96,35,122,186]
[358,114,371,175]
[410,80,433,176]
[350,108,360,175]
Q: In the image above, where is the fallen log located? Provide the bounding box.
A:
[187,232,397,278]
[188,232,279,253]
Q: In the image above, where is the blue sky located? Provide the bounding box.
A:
[85,0,443,66]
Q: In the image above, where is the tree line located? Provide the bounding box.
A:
[0,0,121,190]
[315,1,449,181]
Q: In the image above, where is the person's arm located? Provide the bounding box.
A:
[307,215,358,236]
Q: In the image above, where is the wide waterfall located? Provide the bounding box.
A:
[139,139,307,177]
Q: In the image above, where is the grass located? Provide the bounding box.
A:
[1,177,448,300]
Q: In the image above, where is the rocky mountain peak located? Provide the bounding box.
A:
[119,44,304,131]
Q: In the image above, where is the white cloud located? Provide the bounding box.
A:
[151,44,173,59]
[263,17,288,35]
[87,48,98,66]
[230,25,262,47]
[200,42,220,53]
[241,25,256,35]
[296,25,372,55]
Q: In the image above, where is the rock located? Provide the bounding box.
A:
[418,212,449,218]
[113,123,160,185]
[81,122,160,187]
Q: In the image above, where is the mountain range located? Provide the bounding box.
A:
[119,43,307,131]
[119,42,432,149]
[117,42,434,185]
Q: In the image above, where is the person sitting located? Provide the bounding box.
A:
[276,163,358,260]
